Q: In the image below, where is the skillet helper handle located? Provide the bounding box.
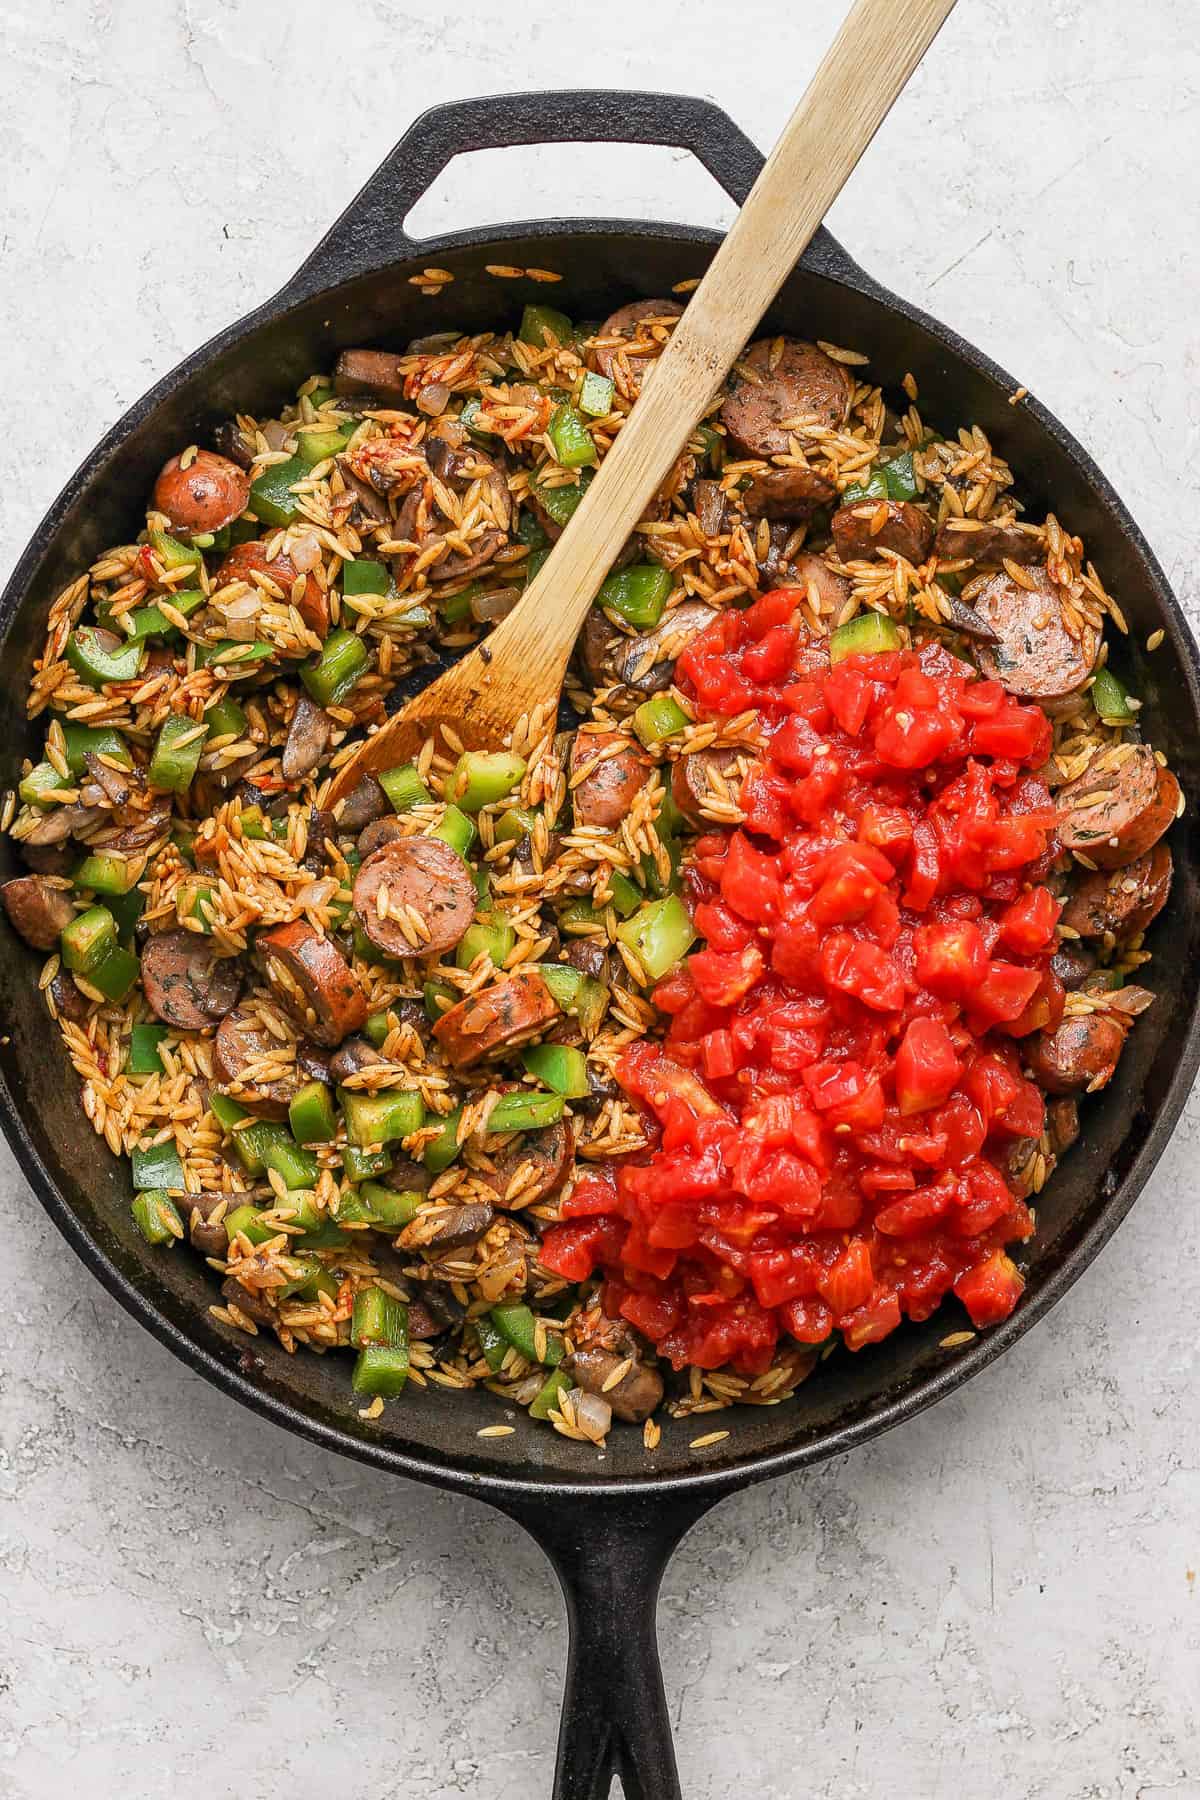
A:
[279,87,857,299]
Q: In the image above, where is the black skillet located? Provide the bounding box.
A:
[2,92,1199,1800]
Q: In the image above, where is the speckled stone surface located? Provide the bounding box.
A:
[2,2,1199,1795]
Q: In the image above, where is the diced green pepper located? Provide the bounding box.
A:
[596,564,673,629]
[485,1090,565,1135]
[351,1286,405,1347]
[556,900,606,936]
[194,641,275,676]
[352,1343,410,1397]
[516,509,550,550]
[226,1119,319,1188]
[276,1255,339,1301]
[617,894,696,980]
[548,402,597,470]
[61,907,140,1002]
[18,762,71,807]
[147,528,201,568]
[883,451,919,502]
[529,1365,573,1420]
[131,1140,183,1191]
[495,805,536,845]
[289,1081,338,1144]
[297,425,350,468]
[131,1190,182,1245]
[249,454,307,528]
[364,1009,392,1048]
[73,852,141,897]
[223,1203,278,1247]
[491,1302,564,1366]
[429,804,476,858]
[343,558,391,597]
[446,750,527,814]
[60,724,132,778]
[176,877,216,932]
[524,546,551,586]
[521,1043,590,1099]
[203,695,248,740]
[339,1087,425,1149]
[456,917,515,970]
[607,869,643,918]
[357,1183,423,1230]
[839,469,889,505]
[632,693,690,747]
[423,979,457,1023]
[1091,666,1136,724]
[519,304,573,348]
[459,396,495,439]
[119,589,205,642]
[65,628,144,688]
[828,612,902,663]
[148,714,208,792]
[422,1107,463,1174]
[378,762,432,813]
[128,1023,168,1075]
[536,962,608,1034]
[578,371,614,418]
[301,629,369,707]
[107,885,146,948]
[531,468,592,529]
[475,1313,510,1372]
[342,1145,393,1183]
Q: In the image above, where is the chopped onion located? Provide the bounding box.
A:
[296,877,338,910]
[261,419,291,452]
[416,381,451,417]
[408,331,461,354]
[470,586,520,623]
[288,530,322,572]
[569,1388,612,1444]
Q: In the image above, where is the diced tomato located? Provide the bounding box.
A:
[967,962,1044,1032]
[915,918,990,1000]
[720,832,782,923]
[820,933,906,1012]
[820,1239,875,1316]
[540,1217,627,1282]
[954,1250,1025,1326]
[894,1017,962,1116]
[998,885,1060,955]
[841,1289,902,1349]
[780,1296,835,1344]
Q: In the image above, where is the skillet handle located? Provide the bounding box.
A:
[505,1489,716,1800]
[279,89,862,303]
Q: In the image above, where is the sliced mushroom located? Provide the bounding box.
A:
[280,696,333,782]
[0,876,75,950]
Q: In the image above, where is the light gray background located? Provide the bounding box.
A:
[2,2,1199,1796]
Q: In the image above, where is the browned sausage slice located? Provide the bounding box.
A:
[563,1341,664,1423]
[153,450,250,538]
[671,748,742,825]
[334,349,408,403]
[720,338,853,457]
[212,1005,297,1118]
[1046,1097,1080,1156]
[141,930,243,1031]
[781,550,852,617]
[831,499,935,565]
[357,817,408,859]
[934,516,1044,568]
[0,876,75,950]
[476,1119,575,1209]
[569,730,649,829]
[1025,1012,1130,1094]
[215,539,329,638]
[1049,944,1096,990]
[432,969,560,1069]
[1057,745,1179,869]
[611,601,717,694]
[593,300,684,393]
[743,465,837,520]
[353,837,476,960]
[972,570,1098,702]
[280,696,333,782]
[259,920,366,1047]
[1059,840,1172,938]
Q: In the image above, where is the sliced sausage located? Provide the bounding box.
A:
[972,569,1099,703]
[935,516,1044,568]
[356,816,407,858]
[743,465,837,520]
[397,1201,495,1255]
[259,920,367,1046]
[611,601,718,695]
[721,338,853,458]
[47,968,89,1024]
[296,1039,332,1082]
[215,539,329,638]
[334,349,408,404]
[1057,745,1179,870]
[19,838,74,877]
[142,930,243,1031]
[1060,841,1172,939]
[1,876,75,950]
[1025,1012,1130,1095]
[671,747,742,826]
[432,968,560,1069]
[476,1120,574,1209]
[593,300,683,393]
[280,696,333,782]
[336,775,389,833]
[153,450,250,538]
[831,499,935,565]
[212,1006,297,1118]
[353,837,476,960]
[563,1342,664,1424]
[1046,1097,1080,1157]
[1049,943,1096,991]
[575,607,622,688]
[570,730,650,830]
[782,550,852,617]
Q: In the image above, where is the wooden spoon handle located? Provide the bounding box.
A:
[485,0,957,687]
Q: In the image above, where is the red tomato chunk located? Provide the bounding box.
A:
[578,591,1054,1373]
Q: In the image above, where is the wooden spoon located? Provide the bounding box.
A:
[329,0,958,802]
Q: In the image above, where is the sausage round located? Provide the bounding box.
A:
[353,836,476,960]
[720,338,853,456]
[1046,1097,1080,1157]
[743,465,837,520]
[153,450,250,537]
[212,1005,298,1118]
[972,570,1099,702]
[357,816,408,859]
[141,930,243,1031]
[476,1119,575,1209]
[258,920,367,1046]
[0,875,75,950]
[670,747,741,825]
[934,517,1043,568]
[215,539,329,637]
[1057,745,1179,870]
[1060,840,1172,939]
[1025,1012,1129,1095]
[570,730,649,830]
[593,300,684,393]
[1049,943,1096,991]
[831,499,935,565]
[432,968,560,1069]
[782,551,852,617]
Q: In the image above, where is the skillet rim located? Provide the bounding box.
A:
[3,212,1199,1505]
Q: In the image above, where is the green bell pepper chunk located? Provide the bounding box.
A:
[147,528,201,568]
[607,869,643,919]
[65,628,145,688]
[548,402,597,470]
[301,629,369,707]
[632,693,690,747]
[485,1090,565,1135]
[531,467,592,529]
[447,750,527,814]
[203,695,248,741]
[578,371,614,418]
[131,1140,183,1191]
[521,1043,590,1099]
[289,1081,338,1145]
[296,425,350,468]
[617,894,696,980]
[457,917,515,971]
[556,900,606,936]
[535,962,609,1034]
[351,1286,407,1348]
[459,396,495,439]
[339,1086,425,1149]
[226,1119,319,1188]
[495,805,537,845]
[357,1183,423,1230]
[364,1010,392,1048]
[839,469,889,506]
[1091,666,1136,724]
[342,1145,393,1183]
[106,885,146,948]
[194,641,275,676]
[828,613,902,663]
[524,546,551,587]
[378,762,432,813]
[128,1023,168,1075]
[120,589,205,642]
[148,714,208,792]
[18,762,71,807]
[249,454,307,528]
[475,1314,510,1372]
[60,904,117,973]
[352,1342,410,1397]
[422,1107,463,1174]
[429,804,476,858]
[518,304,573,348]
[276,1255,340,1302]
[176,877,216,932]
[342,558,390,597]
[491,1302,565,1367]
[423,979,457,1023]
[132,1190,182,1245]
[60,724,132,777]
[209,1094,264,1175]
[883,451,919,502]
[596,564,673,629]
[73,852,141,897]
[223,1203,278,1247]
[516,509,550,550]
[441,581,480,624]
[529,1365,573,1420]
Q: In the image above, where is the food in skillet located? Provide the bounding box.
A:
[2,299,1178,1449]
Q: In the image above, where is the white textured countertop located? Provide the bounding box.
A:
[2,2,1199,1795]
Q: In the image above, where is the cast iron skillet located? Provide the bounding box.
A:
[2,91,1199,1800]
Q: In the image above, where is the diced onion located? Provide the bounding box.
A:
[470,586,520,623]
[416,382,451,417]
[569,1388,612,1444]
